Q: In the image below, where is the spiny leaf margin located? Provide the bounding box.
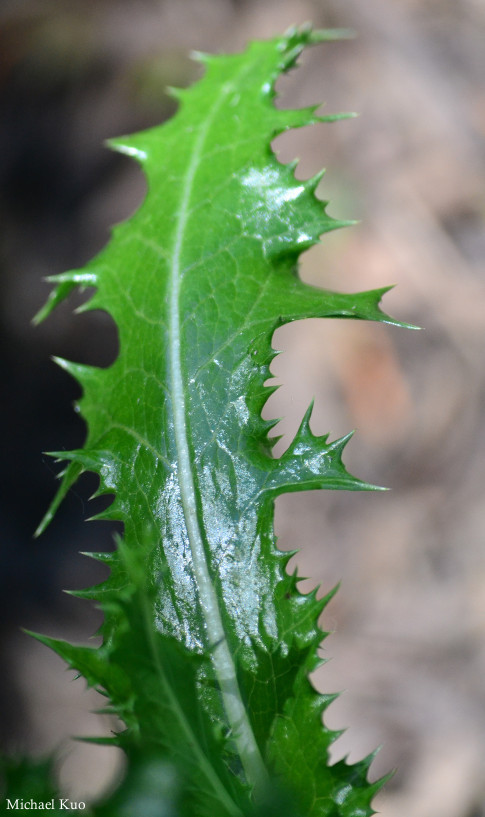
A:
[33,25,403,816]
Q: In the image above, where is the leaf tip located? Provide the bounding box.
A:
[189,49,212,64]
[33,281,77,325]
[106,137,148,163]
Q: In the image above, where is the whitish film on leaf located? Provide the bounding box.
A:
[31,25,411,817]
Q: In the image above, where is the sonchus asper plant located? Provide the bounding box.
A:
[7,25,411,816]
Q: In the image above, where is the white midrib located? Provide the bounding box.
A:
[168,93,268,798]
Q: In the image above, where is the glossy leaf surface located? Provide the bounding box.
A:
[35,26,405,815]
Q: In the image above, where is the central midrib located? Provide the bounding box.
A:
[167,82,268,796]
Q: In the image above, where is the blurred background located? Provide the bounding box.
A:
[1,0,484,814]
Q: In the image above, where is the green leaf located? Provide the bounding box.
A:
[35,25,406,815]
[0,757,86,816]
